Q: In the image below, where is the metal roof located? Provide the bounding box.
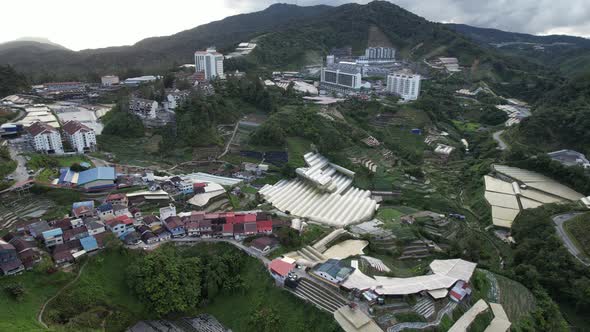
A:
[77,167,116,185]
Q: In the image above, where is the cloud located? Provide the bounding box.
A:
[223,0,590,37]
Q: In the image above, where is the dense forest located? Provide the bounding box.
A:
[0,65,28,98]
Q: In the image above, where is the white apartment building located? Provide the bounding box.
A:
[194,47,224,80]
[26,121,64,155]
[386,72,421,101]
[62,120,96,153]
[364,47,396,60]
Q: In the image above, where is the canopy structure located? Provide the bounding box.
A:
[260,152,378,227]
[341,259,476,297]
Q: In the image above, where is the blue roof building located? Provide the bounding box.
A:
[80,236,98,252]
[77,167,116,191]
[58,167,77,185]
[97,203,113,213]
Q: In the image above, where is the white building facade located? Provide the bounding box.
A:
[321,64,363,93]
[101,75,120,86]
[26,122,64,155]
[386,72,421,101]
[62,120,96,153]
[195,48,224,80]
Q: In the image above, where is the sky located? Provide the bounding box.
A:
[1,0,589,51]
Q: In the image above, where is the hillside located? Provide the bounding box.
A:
[0,4,332,80]
[447,23,590,76]
[0,1,552,95]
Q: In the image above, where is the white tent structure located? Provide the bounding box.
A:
[341,259,476,298]
[259,152,378,227]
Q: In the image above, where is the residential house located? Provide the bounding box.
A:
[164,216,186,238]
[85,219,106,236]
[244,222,257,236]
[97,203,114,220]
[178,181,194,195]
[62,120,96,153]
[269,258,296,284]
[222,223,234,237]
[130,207,142,220]
[105,193,128,206]
[250,237,278,254]
[72,201,95,218]
[5,237,41,270]
[42,228,64,247]
[0,240,24,276]
[52,246,74,265]
[123,231,142,245]
[137,225,158,244]
[233,223,245,239]
[129,97,158,119]
[153,227,171,242]
[26,121,64,155]
[257,220,273,234]
[159,204,177,221]
[105,215,134,238]
[112,204,131,217]
[80,236,99,252]
[63,226,89,242]
[27,220,51,238]
[70,218,84,229]
[143,215,161,229]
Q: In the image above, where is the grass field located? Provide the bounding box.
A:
[376,208,416,241]
[44,250,148,332]
[0,262,74,332]
[495,273,536,322]
[286,137,312,168]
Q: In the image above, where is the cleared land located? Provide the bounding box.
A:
[495,273,536,322]
[564,213,590,257]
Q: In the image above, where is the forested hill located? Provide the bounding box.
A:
[447,23,590,77]
[0,1,548,90]
[0,4,332,81]
[446,24,590,48]
[514,72,590,154]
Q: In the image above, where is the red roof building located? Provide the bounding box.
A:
[244,222,257,235]
[105,215,134,228]
[222,223,234,236]
[256,220,273,233]
[269,258,295,278]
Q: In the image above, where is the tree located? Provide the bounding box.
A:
[4,283,26,302]
[0,65,28,98]
[127,246,203,316]
[249,305,281,332]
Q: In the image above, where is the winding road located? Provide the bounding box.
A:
[553,213,590,266]
[492,130,508,151]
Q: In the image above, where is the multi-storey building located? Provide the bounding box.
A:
[194,47,224,80]
[386,72,421,101]
[26,121,64,155]
[101,75,120,86]
[320,63,363,93]
[62,120,96,153]
[364,47,396,60]
[129,97,158,119]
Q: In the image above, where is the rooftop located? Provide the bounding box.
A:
[77,167,116,186]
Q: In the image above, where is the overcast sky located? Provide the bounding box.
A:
[1,0,589,51]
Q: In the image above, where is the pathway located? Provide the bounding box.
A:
[217,121,240,159]
[553,212,589,266]
[37,261,88,329]
[387,301,457,332]
[492,130,508,151]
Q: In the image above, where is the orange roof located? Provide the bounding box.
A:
[269,258,295,277]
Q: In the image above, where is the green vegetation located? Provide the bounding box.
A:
[564,213,590,256]
[394,312,426,323]
[31,186,83,220]
[45,249,147,331]
[511,205,589,330]
[0,261,74,332]
[0,145,17,179]
[0,64,28,98]
[494,273,536,322]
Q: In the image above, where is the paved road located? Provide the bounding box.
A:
[492,130,508,150]
[6,140,30,185]
[553,213,590,266]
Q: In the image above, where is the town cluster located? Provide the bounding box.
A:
[1,190,277,274]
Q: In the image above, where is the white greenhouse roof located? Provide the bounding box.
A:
[341,259,476,296]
